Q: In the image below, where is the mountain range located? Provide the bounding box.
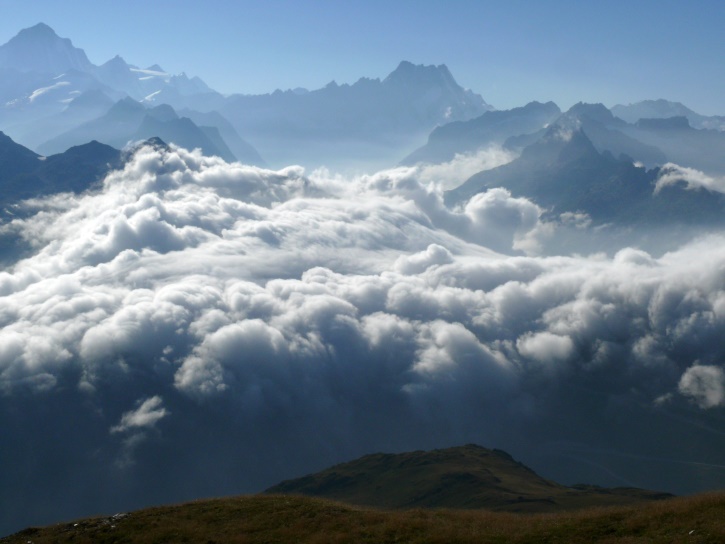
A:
[0,24,492,170]
[445,125,725,229]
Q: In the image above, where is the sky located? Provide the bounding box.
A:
[1,0,725,114]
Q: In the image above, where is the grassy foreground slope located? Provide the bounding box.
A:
[3,492,725,544]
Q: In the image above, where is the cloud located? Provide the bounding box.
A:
[517,332,574,365]
[655,163,725,194]
[415,146,518,189]
[1,142,725,534]
[111,396,169,434]
[679,365,725,408]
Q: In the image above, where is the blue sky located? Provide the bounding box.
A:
[1,0,724,113]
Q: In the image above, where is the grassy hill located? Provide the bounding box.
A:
[3,492,724,543]
[265,444,672,512]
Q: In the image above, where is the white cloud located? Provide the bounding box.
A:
[678,365,725,408]
[111,396,169,433]
[415,146,517,189]
[2,142,725,531]
[28,81,71,103]
[517,332,574,365]
[655,163,725,194]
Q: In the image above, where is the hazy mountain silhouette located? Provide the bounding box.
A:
[446,126,725,226]
[551,102,667,167]
[612,99,725,131]
[0,22,93,74]
[178,108,267,166]
[0,23,224,144]
[133,112,236,162]
[36,98,261,164]
[401,101,561,165]
[620,116,725,175]
[5,89,115,150]
[218,61,491,169]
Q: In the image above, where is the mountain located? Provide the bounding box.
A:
[0,24,224,142]
[612,99,725,131]
[132,113,236,162]
[551,102,667,167]
[401,101,667,169]
[401,101,561,165]
[93,55,222,109]
[0,131,122,222]
[445,126,725,227]
[3,89,115,150]
[0,23,93,74]
[0,133,121,210]
[0,130,43,178]
[218,61,491,169]
[36,98,260,164]
[266,444,671,512]
[0,133,122,264]
[37,97,145,153]
[619,115,725,175]
[0,25,491,170]
[177,108,266,166]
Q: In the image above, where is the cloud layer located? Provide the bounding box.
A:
[1,144,724,534]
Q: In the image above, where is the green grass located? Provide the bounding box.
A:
[3,492,724,544]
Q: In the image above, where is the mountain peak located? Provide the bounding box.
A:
[0,22,93,74]
[385,60,455,86]
[564,102,617,124]
[17,22,58,39]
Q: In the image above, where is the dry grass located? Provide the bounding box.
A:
[3,492,724,544]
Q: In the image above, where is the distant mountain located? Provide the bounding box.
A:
[401,101,561,165]
[218,61,492,169]
[445,126,725,227]
[0,25,494,170]
[266,444,671,512]
[612,99,725,131]
[0,23,93,74]
[412,100,725,180]
[93,54,221,110]
[177,108,266,166]
[619,116,725,175]
[552,102,667,167]
[36,98,264,164]
[132,112,236,162]
[4,89,115,150]
[0,23,223,139]
[38,97,145,153]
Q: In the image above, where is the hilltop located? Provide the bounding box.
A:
[266,444,671,512]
